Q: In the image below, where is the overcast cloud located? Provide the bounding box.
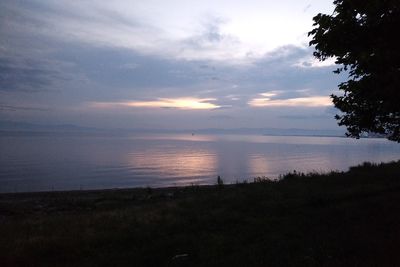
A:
[0,0,345,130]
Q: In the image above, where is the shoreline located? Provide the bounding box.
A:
[2,160,400,266]
[1,160,397,196]
[0,160,397,196]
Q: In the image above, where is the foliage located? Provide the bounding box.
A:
[308,0,400,141]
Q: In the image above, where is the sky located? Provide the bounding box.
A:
[0,0,345,130]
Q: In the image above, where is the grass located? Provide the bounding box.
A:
[1,161,400,266]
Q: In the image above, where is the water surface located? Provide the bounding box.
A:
[1,133,400,192]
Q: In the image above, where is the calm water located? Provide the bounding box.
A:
[1,133,400,193]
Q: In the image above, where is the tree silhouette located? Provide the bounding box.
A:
[308,0,400,141]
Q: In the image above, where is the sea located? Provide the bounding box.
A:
[1,132,400,193]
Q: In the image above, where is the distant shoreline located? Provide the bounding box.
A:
[0,129,347,138]
[0,120,346,137]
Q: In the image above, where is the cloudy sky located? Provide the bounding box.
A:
[0,0,345,130]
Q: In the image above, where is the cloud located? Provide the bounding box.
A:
[89,98,220,110]
[0,56,66,92]
[293,56,337,68]
[1,0,172,57]
[0,1,335,63]
[278,114,330,120]
[249,91,332,107]
[0,103,49,112]
[0,0,342,129]
[179,16,245,61]
[303,4,312,13]
[57,44,341,113]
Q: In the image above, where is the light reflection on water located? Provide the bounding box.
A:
[0,133,400,192]
[248,155,271,179]
[126,147,217,185]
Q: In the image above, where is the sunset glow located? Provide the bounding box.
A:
[90,98,220,110]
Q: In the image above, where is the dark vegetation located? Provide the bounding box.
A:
[309,0,400,141]
[1,161,400,266]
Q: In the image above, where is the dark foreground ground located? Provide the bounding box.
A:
[1,161,400,267]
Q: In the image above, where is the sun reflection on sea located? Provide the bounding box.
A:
[126,147,217,186]
[128,134,217,142]
[248,154,274,180]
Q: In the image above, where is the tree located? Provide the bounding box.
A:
[308,0,400,141]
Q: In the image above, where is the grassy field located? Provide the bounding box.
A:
[1,161,400,266]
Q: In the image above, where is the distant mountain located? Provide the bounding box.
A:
[0,121,98,132]
[0,121,345,137]
[191,127,345,137]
